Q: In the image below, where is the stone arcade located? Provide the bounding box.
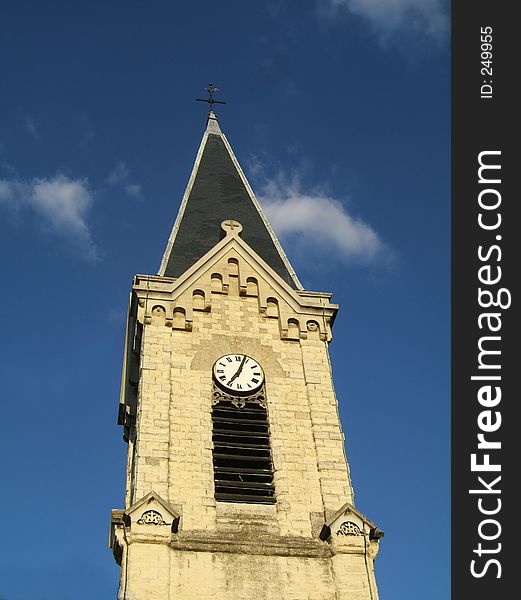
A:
[109,110,383,599]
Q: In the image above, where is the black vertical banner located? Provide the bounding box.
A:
[452,2,516,598]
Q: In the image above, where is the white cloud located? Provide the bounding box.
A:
[106,161,144,199]
[0,174,98,260]
[322,0,449,42]
[106,161,130,185]
[256,173,384,262]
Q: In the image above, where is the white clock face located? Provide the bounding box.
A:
[213,354,264,394]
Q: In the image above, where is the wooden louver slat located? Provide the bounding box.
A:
[212,399,275,504]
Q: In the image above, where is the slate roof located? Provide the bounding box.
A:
[158,113,301,289]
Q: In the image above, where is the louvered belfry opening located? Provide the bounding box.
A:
[212,398,276,504]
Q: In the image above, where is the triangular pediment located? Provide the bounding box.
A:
[160,220,304,308]
[319,500,384,541]
[134,219,338,340]
[125,491,180,531]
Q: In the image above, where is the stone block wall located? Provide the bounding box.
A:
[113,240,380,599]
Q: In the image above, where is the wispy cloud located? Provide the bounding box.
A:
[106,161,144,199]
[79,112,95,146]
[125,183,143,199]
[0,174,98,260]
[1,162,19,178]
[319,0,449,43]
[253,168,385,263]
[23,114,40,140]
[106,161,130,185]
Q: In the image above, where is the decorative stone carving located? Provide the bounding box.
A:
[306,320,319,332]
[336,521,362,536]
[122,491,181,535]
[137,510,167,525]
[221,219,243,235]
[152,305,166,317]
[212,383,267,409]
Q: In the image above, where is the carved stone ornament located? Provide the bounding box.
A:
[212,383,267,409]
[137,510,167,525]
[336,521,362,536]
[221,219,243,235]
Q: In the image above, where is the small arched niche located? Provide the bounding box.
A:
[246,277,258,297]
[266,297,279,318]
[211,273,223,293]
[173,307,186,330]
[287,318,300,340]
[227,257,239,277]
[192,289,205,311]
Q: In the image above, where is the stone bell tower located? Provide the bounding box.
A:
[109,110,383,599]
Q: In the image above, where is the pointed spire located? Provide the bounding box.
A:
[205,110,222,135]
[158,114,301,289]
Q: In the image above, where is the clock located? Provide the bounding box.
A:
[213,354,264,395]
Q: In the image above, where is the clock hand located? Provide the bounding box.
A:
[228,355,247,383]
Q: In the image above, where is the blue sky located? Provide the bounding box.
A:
[0,1,450,598]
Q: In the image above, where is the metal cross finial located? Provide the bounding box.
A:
[196,83,226,110]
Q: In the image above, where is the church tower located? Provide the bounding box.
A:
[110,109,383,599]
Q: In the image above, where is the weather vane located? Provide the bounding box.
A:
[196,83,226,111]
